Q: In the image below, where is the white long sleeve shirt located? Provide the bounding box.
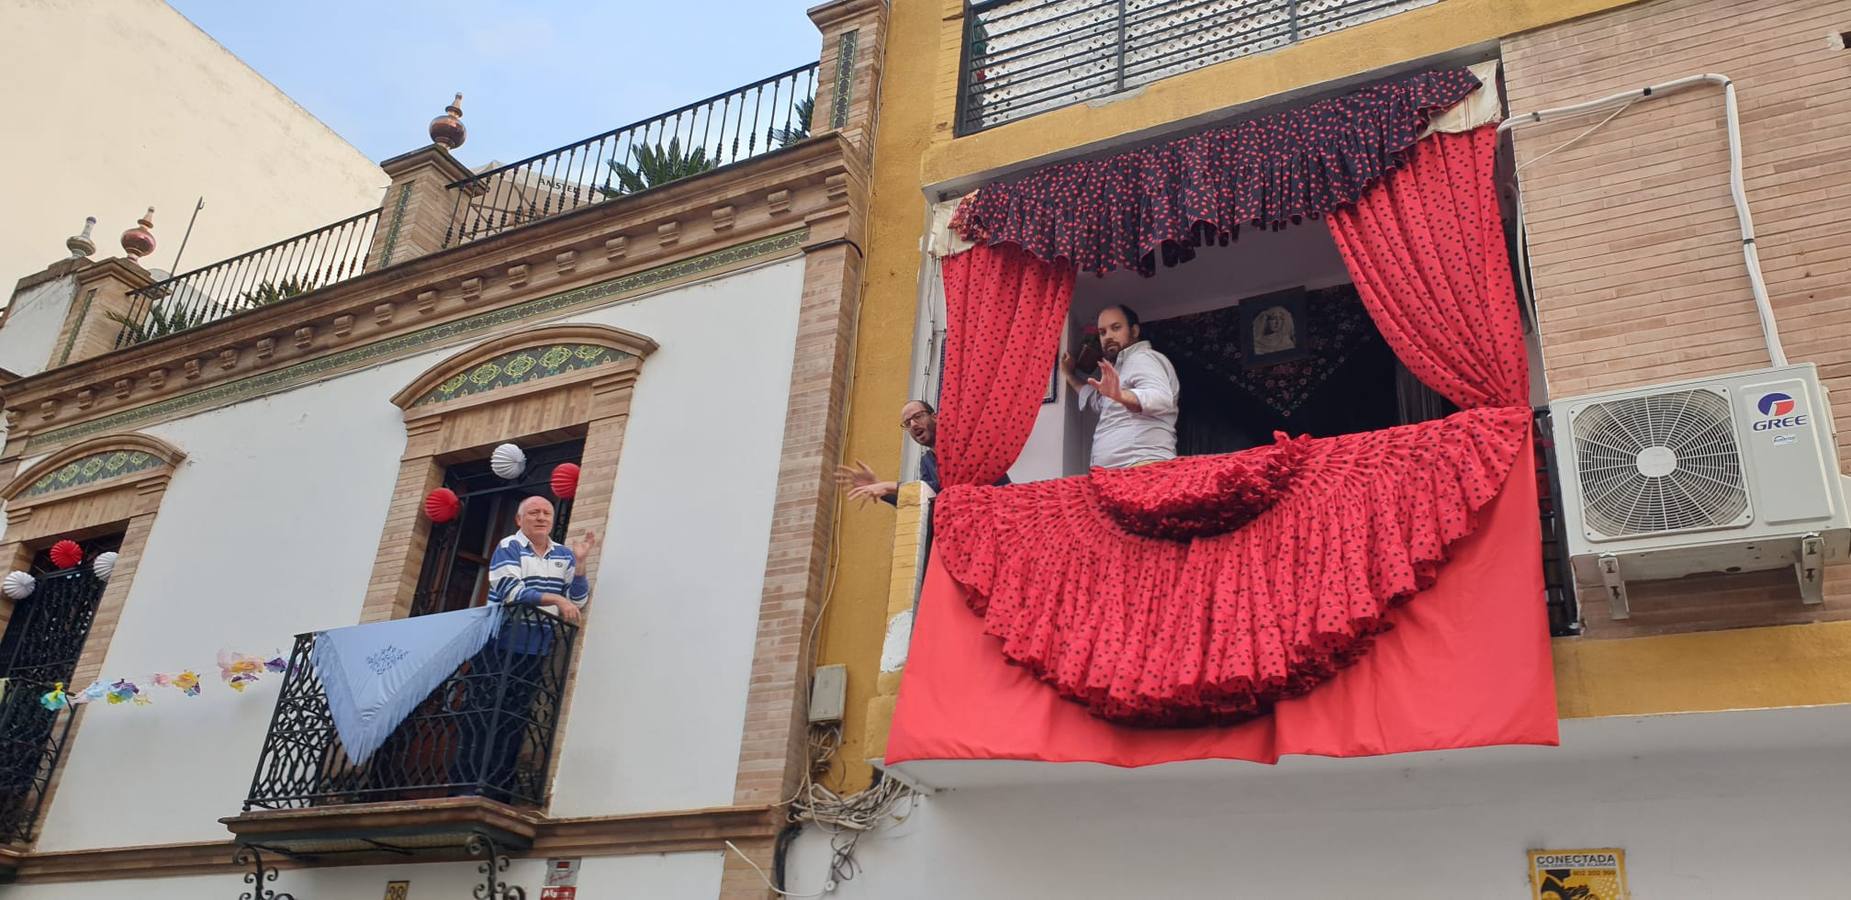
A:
[1077,340,1179,468]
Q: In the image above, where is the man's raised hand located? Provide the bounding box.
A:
[570,529,600,562]
[1086,359,1123,405]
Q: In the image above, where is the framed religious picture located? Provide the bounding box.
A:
[1239,287,1309,368]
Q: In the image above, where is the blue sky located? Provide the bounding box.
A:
[169,0,824,170]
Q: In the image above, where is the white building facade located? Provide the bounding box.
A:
[0,2,884,897]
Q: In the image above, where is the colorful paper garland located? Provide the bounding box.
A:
[39,650,289,710]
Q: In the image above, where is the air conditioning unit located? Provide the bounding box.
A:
[1552,363,1851,620]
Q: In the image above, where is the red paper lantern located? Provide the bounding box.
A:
[49,539,83,569]
[550,463,581,500]
[423,488,461,523]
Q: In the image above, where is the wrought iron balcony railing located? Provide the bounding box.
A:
[115,208,381,350]
[243,604,577,811]
[0,568,106,844]
[958,0,1441,133]
[443,62,820,247]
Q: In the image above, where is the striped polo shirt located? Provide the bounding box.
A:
[486,531,589,613]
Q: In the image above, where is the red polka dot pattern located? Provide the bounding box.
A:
[938,242,1076,489]
[934,406,1531,727]
[949,68,1482,277]
[1092,432,1310,541]
[1327,125,1529,409]
[931,123,1535,728]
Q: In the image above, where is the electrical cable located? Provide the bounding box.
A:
[726,840,833,898]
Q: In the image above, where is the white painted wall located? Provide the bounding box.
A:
[31,346,439,852]
[28,258,803,851]
[0,0,384,296]
[790,705,1851,900]
[0,275,77,377]
[2,851,723,900]
[549,258,801,817]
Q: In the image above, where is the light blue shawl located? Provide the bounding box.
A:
[311,604,504,766]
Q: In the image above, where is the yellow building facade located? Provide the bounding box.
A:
[820,0,1851,794]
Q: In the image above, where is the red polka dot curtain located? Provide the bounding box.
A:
[923,69,1545,731]
[937,243,1076,489]
[1327,125,1529,410]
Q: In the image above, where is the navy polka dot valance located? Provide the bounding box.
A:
[949,68,1483,277]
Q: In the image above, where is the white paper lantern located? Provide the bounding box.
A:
[2,571,36,600]
[489,443,527,480]
[93,551,120,581]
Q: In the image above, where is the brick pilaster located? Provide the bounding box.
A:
[366,145,477,270]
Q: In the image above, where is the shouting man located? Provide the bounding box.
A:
[835,398,1010,506]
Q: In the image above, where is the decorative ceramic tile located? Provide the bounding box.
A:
[412,343,628,407]
[832,30,860,129]
[20,449,163,497]
[378,181,415,266]
[24,228,808,453]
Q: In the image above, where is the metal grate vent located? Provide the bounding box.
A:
[1572,388,1748,537]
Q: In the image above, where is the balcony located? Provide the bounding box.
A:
[0,567,108,853]
[114,208,381,350]
[957,0,1440,134]
[109,61,819,352]
[443,63,819,248]
[224,604,577,856]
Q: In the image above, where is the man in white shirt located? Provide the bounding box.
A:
[1060,304,1179,468]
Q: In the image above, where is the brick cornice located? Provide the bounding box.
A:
[4,803,781,883]
[71,257,154,293]
[9,256,89,296]
[1,134,862,458]
[379,143,476,183]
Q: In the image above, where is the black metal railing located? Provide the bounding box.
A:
[243,604,578,810]
[1535,408,1581,636]
[115,208,382,349]
[444,62,820,247]
[958,0,1440,133]
[0,568,107,844]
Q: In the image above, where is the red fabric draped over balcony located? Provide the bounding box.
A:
[911,73,1551,750]
[886,447,1554,766]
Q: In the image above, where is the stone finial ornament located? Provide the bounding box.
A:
[429,92,466,149]
[66,216,97,259]
[120,207,157,259]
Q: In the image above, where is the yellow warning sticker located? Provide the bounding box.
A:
[1529,848,1627,899]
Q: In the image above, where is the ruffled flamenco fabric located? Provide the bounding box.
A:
[949,68,1481,276]
[934,407,1529,727]
[889,115,1557,762]
[884,450,1554,766]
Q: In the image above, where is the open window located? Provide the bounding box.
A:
[411,438,585,617]
[0,532,122,843]
[1003,224,1454,482]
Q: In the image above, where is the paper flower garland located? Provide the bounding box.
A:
[93,551,119,581]
[41,652,281,711]
[551,462,581,500]
[423,488,461,523]
[2,571,35,600]
[219,649,266,691]
[490,443,527,479]
[151,671,203,697]
[49,540,83,569]
[107,679,149,705]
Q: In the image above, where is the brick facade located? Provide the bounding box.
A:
[1506,0,1851,636]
